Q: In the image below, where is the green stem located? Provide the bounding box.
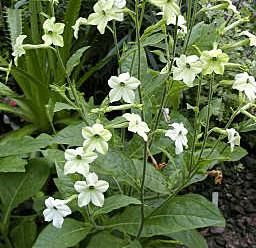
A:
[149,19,179,148]
[55,48,88,123]
[197,74,214,161]
[183,0,199,53]
[188,77,202,174]
[112,21,121,73]
[134,0,147,240]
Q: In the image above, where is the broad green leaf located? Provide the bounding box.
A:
[0,134,53,157]
[33,219,91,248]
[53,102,77,113]
[168,230,207,248]
[66,46,90,76]
[133,159,170,195]
[93,195,141,217]
[108,194,225,237]
[87,231,127,248]
[54,161,76,198]
[187,21,219,51]
[53,122,84,146]
[0,156,27,172]
[141,33,165,47]
[0,159,50,227]
[10,217,37,248]
[94,151,139,188]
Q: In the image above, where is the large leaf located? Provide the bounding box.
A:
[33,218,91,248]
[93,195,141,217]
[10,217,37,248]
[0,156,27,172]
[87,231,127,248]
[0,134,53,157]
[168,230,207,248]
[53,122,84,146]
[0,159,50,227]
[107,194,225,237]
[66,46,90,76]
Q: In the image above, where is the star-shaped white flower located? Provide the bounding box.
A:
[123,113,150,142]
[42,17,65,47]
[200,49,229,75]
[226,128,240,152]
[64,147,98,177]
[173,55,202,86]
[72,17,87,39]
[232,72,256,102]
[108,72,141,103]
[82,124,112,154]
[12,35,27,66]
[43,197,72,228]
[165,122,188,155]
[240,30,256,47]
[74,172,109,207]
[87,0,124,34]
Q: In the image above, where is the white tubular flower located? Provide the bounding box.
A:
[240,31,256,47]
[82,124,112,154]
[43,197,72,228]
[108,72,141,103]
[42,17,65,47]
[74,172,109,207]
[165,122,188,155]
[149,0,180,18]
[173,55,202,86]
[200,49,229,75]
[87,0,124,34]
[12,35,27,66]
[114,0,126,8]
[232,72,256,102]
[226,128,240,152]
[72,17,87,39]
[123,113,150,142]
[64,147,98,177]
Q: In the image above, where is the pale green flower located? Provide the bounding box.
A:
[232,72,256,102]
[82,123,112,154]
[108,72,141,103]
[172,55,202,86]
[240,31,256,47]
[64,147,97,177]
[87,0,124,34]
[12,35,27,66]
[123,113,150,142]
[74,172,109,207]
[200,49,229,75]
[42,17,65,47]
[149,0,180,20]
[226,128,240,152]
[72,17,87,39]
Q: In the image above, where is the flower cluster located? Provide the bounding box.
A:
[73,0,126,37]
[43,123,111,228]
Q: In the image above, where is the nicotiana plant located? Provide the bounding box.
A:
[0,0,256,247]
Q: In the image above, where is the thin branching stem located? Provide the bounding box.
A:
[197,74,214,162]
